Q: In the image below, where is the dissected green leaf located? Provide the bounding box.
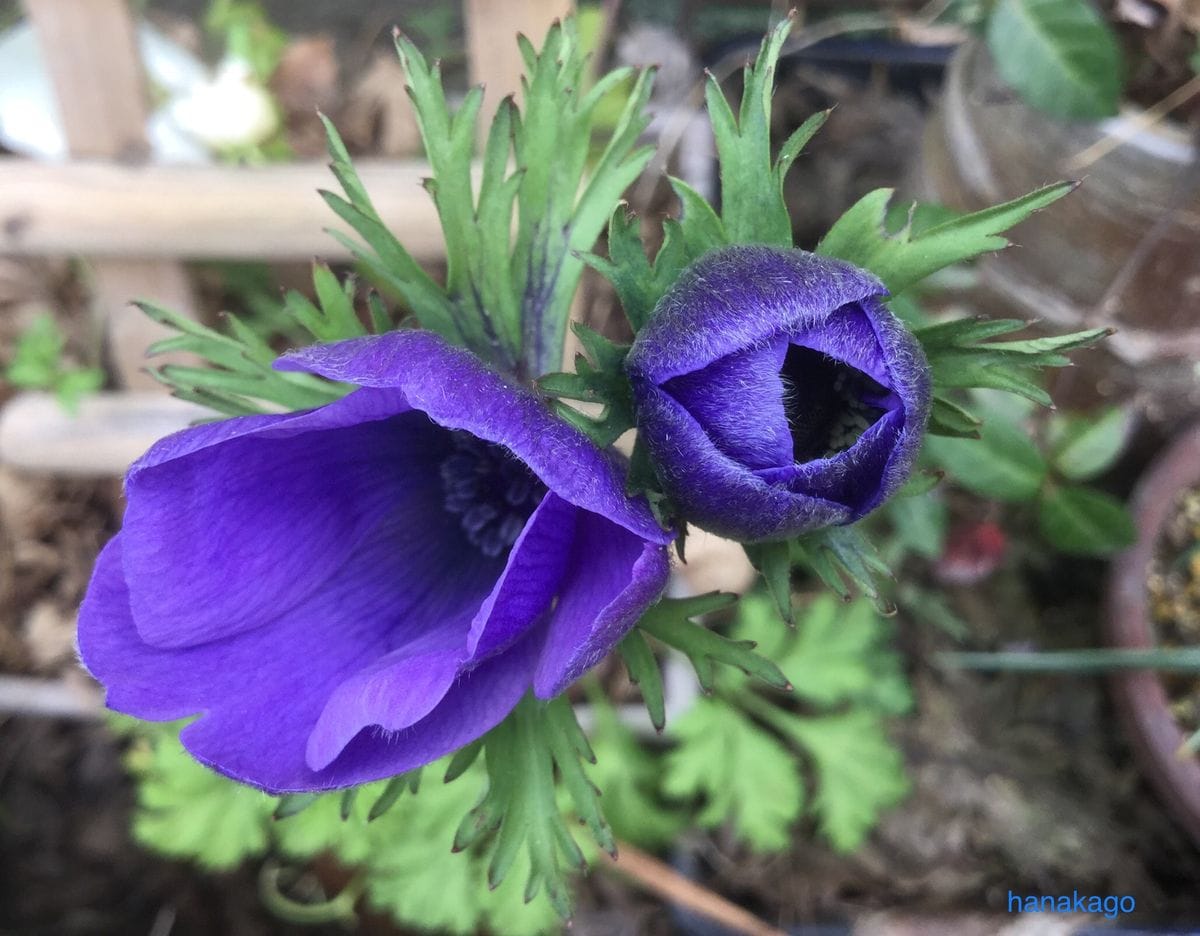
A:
[919,320,1109,410]
[453,695,607,919]
[125,727,274,870]
[319,114,462,346]
[537,325,634,447]
[733,593,912,714]
[914,316,1030,351]
[986,0,1123,120]
[707,17,794,246]
[670,176,729,259]
[778,710,910,852]
[511,21,656,374]
[140,263,361,416]
[928,395,983,438]
[1037,484,1135,555]
[585,690,683,847]
[368,769,422,821]
[663,698,803,851]
[817,184,1074,297]
[351,760,559,935]
[273,787,376,867]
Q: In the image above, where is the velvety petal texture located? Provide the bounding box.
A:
[626,245,931,542]
[79,331,670,793]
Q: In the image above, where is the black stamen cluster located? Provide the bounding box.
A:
[440,432,546,557]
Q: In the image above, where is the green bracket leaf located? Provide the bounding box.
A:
[141,297,350,416]
[707,16,794,246]
[368,769,423,821]
[792,526,895,612]
[817,183,1076,297]
[453,695,608,920]
[536,325,634,447]
[638,594,790,693]
[917,317,1110,409]
[743,539,794,625]
[318,114,463,346]
[618,629,666,732]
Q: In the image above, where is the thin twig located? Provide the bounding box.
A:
[605,840,789,936]
[1067,72,1200,170]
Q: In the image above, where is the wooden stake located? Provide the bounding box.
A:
[605,841,790,936]
[463,0,573,146]
[22,0,198,390]
[0,158,445,261]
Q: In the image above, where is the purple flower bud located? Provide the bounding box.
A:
[78,331,670,793]
[626,245,931,542]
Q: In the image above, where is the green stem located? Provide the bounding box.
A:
[257,862,362,925]
[939,647,1200,674]
[730,687,794,735]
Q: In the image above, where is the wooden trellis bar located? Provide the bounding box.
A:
[0,159,445,261]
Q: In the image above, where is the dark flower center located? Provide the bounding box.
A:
[781,344,888,461]
[439,432,546,557]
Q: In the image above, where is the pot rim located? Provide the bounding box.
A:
[1105,420,1200,846]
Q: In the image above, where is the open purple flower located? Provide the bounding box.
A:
[79,331,671,793]
[625,245,930,543]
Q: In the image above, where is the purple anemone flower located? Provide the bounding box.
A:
[625,245,931,543]
[78,331,671,793]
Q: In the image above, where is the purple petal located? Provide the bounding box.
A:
[755,409,904,511]
[789,303,891,389]
[634,384,853,541]
[533,512,670,698]
[80,486,502,791]
[315,630,540,788]
[467,492,577,662]
[122,392,432,648]
[663,337,792,470]
[277,331,671,546]
[626,245,885,385]
[305,630,464,772]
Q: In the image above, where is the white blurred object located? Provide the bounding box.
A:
[0,21,278,162]
[0,391,209,476]
[617,24,715,203]
[167,57,280,152]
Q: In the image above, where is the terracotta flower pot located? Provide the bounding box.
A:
[917,41,1200,421]
[1106,421,1200,846]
